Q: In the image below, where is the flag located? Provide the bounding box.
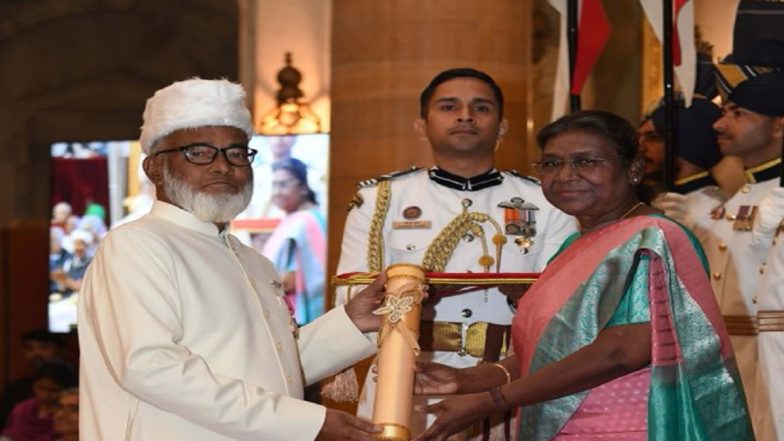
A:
[640,0,696,106]
[548,0,612,120]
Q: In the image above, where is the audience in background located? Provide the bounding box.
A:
[52,389,78,441]
[0,331,69,431]
[2,361,74,441]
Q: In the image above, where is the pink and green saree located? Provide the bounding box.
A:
[512,215,752,440]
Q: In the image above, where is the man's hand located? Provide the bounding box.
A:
[652,192,692,227]
[345,273,387,332]
[414,361,462,395]
[316,409,381,441]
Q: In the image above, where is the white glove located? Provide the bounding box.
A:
[652,192,692,227]
[756,187,784,237]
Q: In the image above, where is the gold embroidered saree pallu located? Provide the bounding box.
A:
[512,216,753,441]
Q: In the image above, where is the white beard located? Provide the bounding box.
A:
[163,167,252,223]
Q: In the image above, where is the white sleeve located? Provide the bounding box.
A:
[298,305,377,384]
[334,187,377,306]
[80,230,326,441]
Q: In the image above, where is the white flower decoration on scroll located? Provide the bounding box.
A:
[373,282,424,356]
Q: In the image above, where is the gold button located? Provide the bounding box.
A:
[713,272,722,280]
[726,213,737,221]
[718,243,727,251]
[287,375,293,384]
[263,310,270,318]
[741,185,751,194]
[275,341,282,351]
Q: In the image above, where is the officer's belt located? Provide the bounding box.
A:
[758,311,784,332]
[419,321,509,361]
[723,315,758,335]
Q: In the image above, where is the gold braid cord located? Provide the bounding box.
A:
[422,210,505,273]
[367,180,392,272]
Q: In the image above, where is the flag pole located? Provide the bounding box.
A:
[662,0,677,190]
[567,0,581,112]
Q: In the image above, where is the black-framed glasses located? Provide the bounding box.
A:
[154,143,258,166]
[532,155,617,175]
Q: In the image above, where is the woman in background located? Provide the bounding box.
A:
[263,158,326,325]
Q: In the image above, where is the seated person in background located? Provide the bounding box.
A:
[52,389,77,441]
[0,331,67,431]
[2,361,74,441]
[262,158,326,325]
[50,202,72,231]
[49,227,71,294]
[51,230,92,296]
[411,110,751,441]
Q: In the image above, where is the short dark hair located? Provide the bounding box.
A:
[419,68,504,119]
[536,110,639,161]
[34,360,75,388]
[22,329,65,348]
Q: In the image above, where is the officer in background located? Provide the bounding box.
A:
[701,2,784,438]
[333,68,576,439]
[646,51,729,244]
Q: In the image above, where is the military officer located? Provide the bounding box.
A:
[334,68,576,438]
[645,88,729,244]
[700,2,784,437]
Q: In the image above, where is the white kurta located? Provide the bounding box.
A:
[335,169,577,431]
[702,177,779,434]
[78,201,376,441]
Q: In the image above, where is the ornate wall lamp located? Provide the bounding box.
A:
[257,52,321,135]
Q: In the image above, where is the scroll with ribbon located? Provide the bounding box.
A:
[372,263,426,441]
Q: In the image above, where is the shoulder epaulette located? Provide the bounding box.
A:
[356,166,422,189]
[504,170,540,185]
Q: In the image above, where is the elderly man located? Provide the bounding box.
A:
[78,78,387,441]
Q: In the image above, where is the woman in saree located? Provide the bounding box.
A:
[411,110,752,441]
[262,157,326,325]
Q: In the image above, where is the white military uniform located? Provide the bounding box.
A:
[79,201,376,441]
[335,167,577,435]
[750,184,784,441]
[702,160,781,434]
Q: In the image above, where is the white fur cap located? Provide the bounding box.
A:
[139,78,254,154]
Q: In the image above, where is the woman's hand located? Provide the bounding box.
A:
[413,361,462,395]
[411,392,496,441]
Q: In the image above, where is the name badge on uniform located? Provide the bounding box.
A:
[498,197,538,253]
[733,205,757,231]
[392,220,432,229]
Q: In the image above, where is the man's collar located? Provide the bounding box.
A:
[673,171,717,194]
[428,166,504,191]
[745,157,782,184]
[150,201,222,236]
